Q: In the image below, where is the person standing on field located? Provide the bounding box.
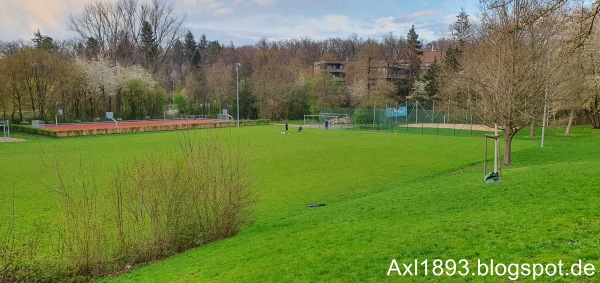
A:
[325,119,329,130]
[285,120,289,132]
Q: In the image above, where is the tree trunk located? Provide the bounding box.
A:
[530,120,535,137]
[503,126,514,166]
[585,109,600,129]
[565,109,575,135]
[593,115,600,129]
[1,99,6,121]
[587,95,600,129]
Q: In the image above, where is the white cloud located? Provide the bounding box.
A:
[443,14,457,22]
[0,0,90,41]
[407,10,440,19]
[0,0,474,46]
[189,0,234,15]
[254,0,275,6]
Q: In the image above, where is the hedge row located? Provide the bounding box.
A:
[9,124,59,137]
[11,119,271,138]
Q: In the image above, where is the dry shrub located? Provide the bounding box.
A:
[114,131,254,263]
[42,130,254,279]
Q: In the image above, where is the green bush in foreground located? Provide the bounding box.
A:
[5,131,254,281]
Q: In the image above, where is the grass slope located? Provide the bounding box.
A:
[3,126,599,282]
[98,126,600,282]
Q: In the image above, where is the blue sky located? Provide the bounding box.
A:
[0,0,478,46]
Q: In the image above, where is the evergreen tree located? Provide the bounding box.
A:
[399,25,423,99]
[191,49,202,68]
[32,29,54,51]
[140,21,158,69]
[452,8,471,45]
[444,46,462,72]
[85,37,100,60]
[422,58,440,98]
[184,30,196,62]
[443,10,470,73]
[198,34,208,51]
[406,25,423,76]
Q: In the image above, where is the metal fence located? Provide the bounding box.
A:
[318,103,490,137]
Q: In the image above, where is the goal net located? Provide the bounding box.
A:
[303,113,352,129]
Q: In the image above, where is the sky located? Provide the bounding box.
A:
[0,0,478,46]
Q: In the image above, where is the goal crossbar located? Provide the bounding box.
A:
[303,114,339,125]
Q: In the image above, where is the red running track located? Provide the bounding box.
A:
[43,119,220,131]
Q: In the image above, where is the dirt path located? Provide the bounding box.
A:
[406,123,495,131]
[0,138,25,143]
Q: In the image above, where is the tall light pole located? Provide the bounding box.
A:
[235,62,241,127]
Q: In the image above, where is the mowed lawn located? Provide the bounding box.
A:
[2,125,600,282]
[103,126,599,282]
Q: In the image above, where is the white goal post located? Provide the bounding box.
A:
[303,113,352,128]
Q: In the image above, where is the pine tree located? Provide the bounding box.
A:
[443,10,470,73]
[422,58,440,98]
[406,25,423,76]
[32,29,54,51]
[140,21,158,68]
[191,49,202,68]
[199,34,208,51]
[444,46,462,72]
[183,30,196,62]
[85,37,100,59]
[452,8,471,45]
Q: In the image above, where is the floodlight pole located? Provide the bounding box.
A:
[235,62,241,127]
[55,108,63,126]
[541,84,548,148]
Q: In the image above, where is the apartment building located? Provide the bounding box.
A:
[313,51,443,82]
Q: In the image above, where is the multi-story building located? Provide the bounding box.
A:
[313,60,346,79]
[313,51,443,82]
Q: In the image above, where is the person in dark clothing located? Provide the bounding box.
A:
[285,120,289,132]
[325,119,329,130]
[298,126,303,132]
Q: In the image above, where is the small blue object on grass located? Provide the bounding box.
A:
[307,203,326,208]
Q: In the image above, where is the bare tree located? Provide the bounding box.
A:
[448,0,562,165]
[69,0,185,73]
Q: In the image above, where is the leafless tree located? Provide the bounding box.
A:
[447,0,562,165]
[69,0,185,73]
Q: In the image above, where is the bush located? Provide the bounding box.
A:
[93,117,101,122]
[10,124,58,137]
[0,193,77,282]
[42,131,254,280]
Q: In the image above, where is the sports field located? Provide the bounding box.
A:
[2,125,600,282]
[42,119,220,132]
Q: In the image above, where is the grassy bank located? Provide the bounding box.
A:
[2,126,599,282]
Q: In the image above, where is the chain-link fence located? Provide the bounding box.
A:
[317,103,491,137]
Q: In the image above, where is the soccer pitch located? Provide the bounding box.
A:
[2,126,600,282]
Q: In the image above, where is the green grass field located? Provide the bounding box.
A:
[2,125,600,282]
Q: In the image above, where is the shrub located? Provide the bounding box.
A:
[42,131,254,280]
[0,192,76,282]
[93,117,101,122]
[113,132,254,262]
[10,124,58,137]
